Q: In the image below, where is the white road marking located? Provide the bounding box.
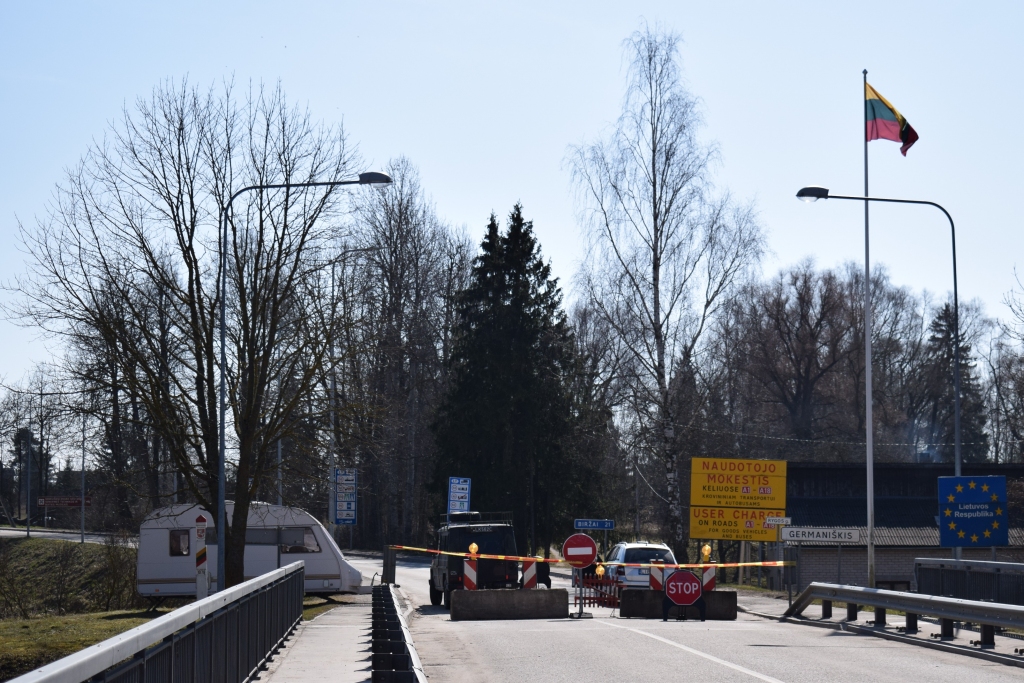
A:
[599,620,786,683]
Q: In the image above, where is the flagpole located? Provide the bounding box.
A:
[863,68,876,589]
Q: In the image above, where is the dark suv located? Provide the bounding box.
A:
[429,512,519,608]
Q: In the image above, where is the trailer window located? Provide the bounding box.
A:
[280,527,320,553]
[246,528,278,545]
[170,529,190,556]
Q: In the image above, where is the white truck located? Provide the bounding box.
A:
[137,502,363,598]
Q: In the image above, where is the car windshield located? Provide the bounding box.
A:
[448,527,517,555]
[623,547,675,564]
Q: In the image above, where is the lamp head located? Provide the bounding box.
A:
[468,542,479,555]
[358,171,393,188]
[796,186,829,202]
[595,564,605,578]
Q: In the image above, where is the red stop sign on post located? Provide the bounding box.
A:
[665,570,702,606]
[562,533,598,568]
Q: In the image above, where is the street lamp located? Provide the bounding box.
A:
[796,185,963,577]
[217,171,392,591]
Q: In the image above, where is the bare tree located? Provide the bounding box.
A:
[12,80,359,587]
[568,26,763,551]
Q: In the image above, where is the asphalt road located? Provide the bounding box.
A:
[345,554,1024,683]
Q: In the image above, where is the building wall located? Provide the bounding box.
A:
[792,546,1024,592]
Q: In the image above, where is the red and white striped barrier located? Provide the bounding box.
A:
[522,559,537,589]
[463,558,477,590]
[649,563,665,591]
[702,566,716,592]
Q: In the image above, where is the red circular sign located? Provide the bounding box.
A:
[561,533,598,568]
[665,570,702,606]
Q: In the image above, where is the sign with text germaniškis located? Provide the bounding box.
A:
[938,476,1007,548]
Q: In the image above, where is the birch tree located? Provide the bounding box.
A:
[568,26,763,552]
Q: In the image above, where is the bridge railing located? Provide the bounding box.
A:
[12,561,304,683]
[784,581,1024,647]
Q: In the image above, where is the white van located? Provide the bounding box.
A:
[137,502,364,597]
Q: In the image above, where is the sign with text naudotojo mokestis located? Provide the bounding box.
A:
[689,457,787,509]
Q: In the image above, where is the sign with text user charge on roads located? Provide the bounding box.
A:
[689,457,787,509]
[448,477,471,513]
[690,506,788,542]
[335,468,357,525]
[938,475,1008,548]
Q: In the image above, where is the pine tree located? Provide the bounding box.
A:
[433,205,578,554]
[922,303,989,462]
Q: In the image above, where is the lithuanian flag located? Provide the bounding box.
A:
[866,83,919,156]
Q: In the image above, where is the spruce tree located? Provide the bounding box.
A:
[922,303,989,462]
[433,205,576,554]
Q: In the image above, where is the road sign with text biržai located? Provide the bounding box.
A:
[335,468,357,525]
[939,476,1008,548]
[448,477,471,514]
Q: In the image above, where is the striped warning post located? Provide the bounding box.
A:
[463,558,477,590]
[702,566,716,592]
[649,562,664,591]
[522,559,537,589]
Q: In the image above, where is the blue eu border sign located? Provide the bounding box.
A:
[336,468,357,525]
[448,477,471,515]
[938,476,1007,548]
[575,519,615,531]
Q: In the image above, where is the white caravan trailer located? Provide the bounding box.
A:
[137,502,363,598]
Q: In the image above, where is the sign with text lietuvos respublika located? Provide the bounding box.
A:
[938,476,1008,548]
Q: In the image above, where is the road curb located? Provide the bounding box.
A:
[738,605,1024,669]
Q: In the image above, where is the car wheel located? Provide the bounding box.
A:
[429,580,442,606]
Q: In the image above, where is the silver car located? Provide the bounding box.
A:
[605,542,677,588]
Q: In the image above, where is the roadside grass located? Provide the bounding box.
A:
[0,608,172,682]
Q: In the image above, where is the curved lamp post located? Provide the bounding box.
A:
[796,185,963,575]
[217,171,392,591]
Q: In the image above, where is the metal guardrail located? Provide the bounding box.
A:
[785,581,1024,647]
[12,561,305,683]
[915,557,1024,605]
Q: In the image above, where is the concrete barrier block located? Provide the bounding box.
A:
[619,588,736,620]
[450,588,569,621]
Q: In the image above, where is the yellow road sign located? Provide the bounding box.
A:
[690,457,787,509]
[690,506,786,542]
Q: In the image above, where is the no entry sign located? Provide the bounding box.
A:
[562,533,598,568]
[665,570,702,606]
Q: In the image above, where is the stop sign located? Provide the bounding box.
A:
[562,533,598,568]
[665,570,702,606]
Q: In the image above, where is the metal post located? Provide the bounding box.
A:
[862,69,876,591]
[81,411,86,544]
[218,204,227,592]
[838,541,842,584]
[26,420,31,538]
[277,439,282,507]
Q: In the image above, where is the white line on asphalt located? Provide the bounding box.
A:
[599,621,785,683]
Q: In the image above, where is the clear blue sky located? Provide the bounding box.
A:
[1,2,1021,381]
